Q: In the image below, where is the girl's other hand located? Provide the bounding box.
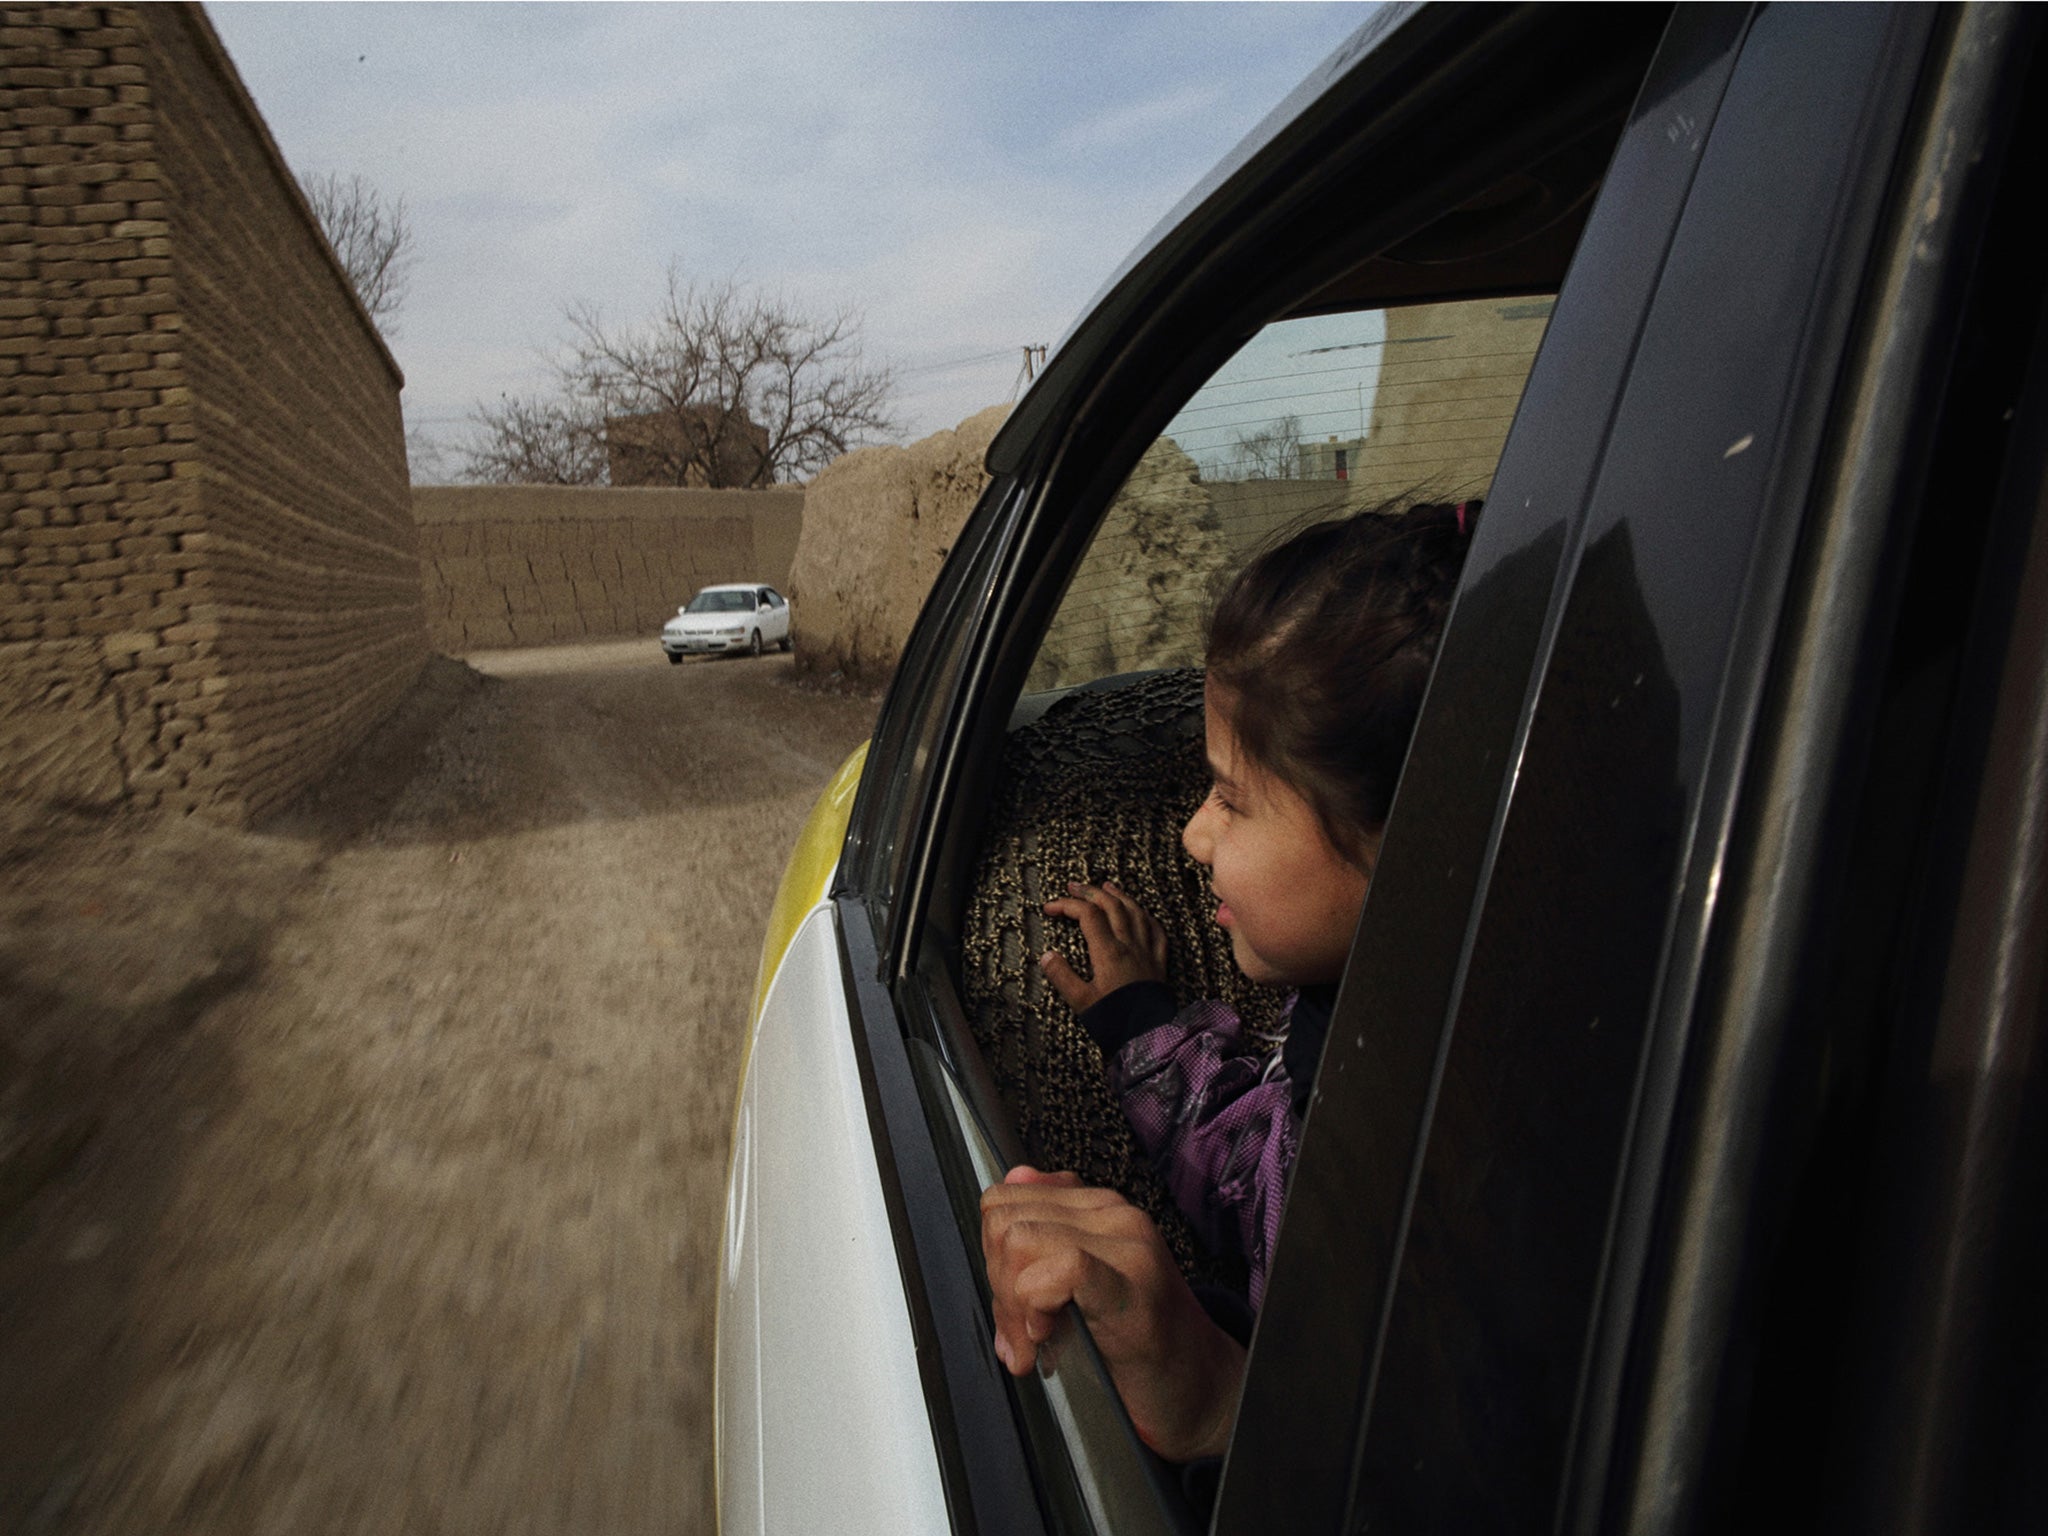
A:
[1039,879,1168,1012]
[980,1166,1245,1462]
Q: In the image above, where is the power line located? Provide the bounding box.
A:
[898,348,1017,377]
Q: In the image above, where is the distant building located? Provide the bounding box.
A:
[1339,298,1552,502]
[1298,434,1373,480]
[605,407,772,488]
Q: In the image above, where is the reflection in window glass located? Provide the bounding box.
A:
[1027,297,1551,693]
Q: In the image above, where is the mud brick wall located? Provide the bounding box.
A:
[146,9,420,816]
[412,485,803,652]
[787,406,1005,686]
[0,5,422,822]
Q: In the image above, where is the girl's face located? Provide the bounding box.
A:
[1181,684,1377,987]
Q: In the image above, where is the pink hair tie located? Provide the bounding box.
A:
[1454,501,1469,535]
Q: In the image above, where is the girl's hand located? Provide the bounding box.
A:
[1039,880,1168,1012]
[980,1166,1245,1463]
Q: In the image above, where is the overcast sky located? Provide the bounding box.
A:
[203,2,1374,479]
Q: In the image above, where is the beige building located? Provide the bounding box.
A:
[1,4,424,822]
[1341,296,1553,503]
[1296,433,1372,481]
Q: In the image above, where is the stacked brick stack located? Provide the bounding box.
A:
[1,6,424,823]
[413,484,803,653]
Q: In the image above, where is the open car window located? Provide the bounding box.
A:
[970,288,1555,1280]
[913,290,1555,1530]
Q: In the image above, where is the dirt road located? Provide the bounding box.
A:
[0,641,876,1535]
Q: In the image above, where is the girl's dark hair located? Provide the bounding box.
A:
[1206,498,1478,864]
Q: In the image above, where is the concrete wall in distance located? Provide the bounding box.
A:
[0,4,423,823]
[412,484,803,652]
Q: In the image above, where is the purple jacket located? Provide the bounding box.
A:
[1081,981,1333,1310]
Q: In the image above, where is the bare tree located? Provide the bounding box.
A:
[301,170,415,329]
[461,271,896,488]
[404,423,461,486]
[1230,414,1306,480]
[461,394,607,486]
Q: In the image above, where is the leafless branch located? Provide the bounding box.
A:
[463,270,896,488]
[460,394,607,486]
[301,170,416,331]
[1231,414,1306,480]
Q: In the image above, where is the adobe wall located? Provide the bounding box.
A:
[412,485,803,652]
[786,405,1007,686]
[1027,299,1551,689]
[0,4,422,823]
[1027,436,1227,692]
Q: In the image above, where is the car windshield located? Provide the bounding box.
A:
[685,590,752,614]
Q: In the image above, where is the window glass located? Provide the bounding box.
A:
[687,589,752,614]
[1026,296,1552,694]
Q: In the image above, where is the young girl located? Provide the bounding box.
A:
[981,499,1474,1463]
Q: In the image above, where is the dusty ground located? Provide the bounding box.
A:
[0,640,877,1535]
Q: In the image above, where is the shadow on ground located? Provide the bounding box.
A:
[0,638,878,1534]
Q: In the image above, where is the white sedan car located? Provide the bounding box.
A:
[660,584,791,661]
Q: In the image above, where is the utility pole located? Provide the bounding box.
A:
[1013,344,1050,398]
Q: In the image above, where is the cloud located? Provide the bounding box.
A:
[1051,81,1231,156]
[205,1,1375,448]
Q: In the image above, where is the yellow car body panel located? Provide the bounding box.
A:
[750,739,869,1025]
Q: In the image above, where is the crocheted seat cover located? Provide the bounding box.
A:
[961,668,1288,1287]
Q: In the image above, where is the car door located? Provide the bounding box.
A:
[1226,5,2048,1533]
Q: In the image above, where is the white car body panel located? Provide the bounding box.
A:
[717,901,948,1535]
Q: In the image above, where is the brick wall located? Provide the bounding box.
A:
[413,484,803,652]
[1,5,424,822]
